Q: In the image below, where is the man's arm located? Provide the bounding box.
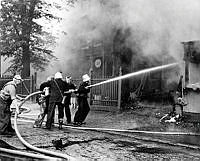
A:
[8,85,20,114]
[8,85,17,100]
[40,81,50,91]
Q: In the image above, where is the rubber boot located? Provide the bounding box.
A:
[58,119,63,130]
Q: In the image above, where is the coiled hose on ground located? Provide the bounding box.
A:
[14,91,77,161]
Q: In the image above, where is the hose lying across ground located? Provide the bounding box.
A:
[14,91,76,161]
[14,91,200,159]
[16,117,200,151]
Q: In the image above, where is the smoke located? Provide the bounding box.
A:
[119,0,200,59]
[38,0,200,84]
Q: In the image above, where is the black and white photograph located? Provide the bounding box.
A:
[1,0,200,160]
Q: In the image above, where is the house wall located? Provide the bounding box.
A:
[184,90,200,113]
[188,63,200,84]
[183,41,200,113]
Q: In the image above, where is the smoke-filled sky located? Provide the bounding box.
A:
[37,0,200,84]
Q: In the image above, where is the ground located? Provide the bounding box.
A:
[1,100,200,161]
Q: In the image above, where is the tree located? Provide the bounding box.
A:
[0,0,76,78]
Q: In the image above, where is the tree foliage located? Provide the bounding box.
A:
[0,0,76,77]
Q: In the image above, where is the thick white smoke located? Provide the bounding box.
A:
[38,0,200,84]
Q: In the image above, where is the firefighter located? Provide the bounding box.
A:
[33,76,53,128]
[0,75,23,135]
[73,74,91,126]
[42,72,66,130]
[63,76,76,124]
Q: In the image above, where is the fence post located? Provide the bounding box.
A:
[30,75,33,101]
[31,72,37,102]
[20,80,23,95]
[89,68,93,105]
[117,67,122,110]
[30,75,33,94]
[34,72,37,92]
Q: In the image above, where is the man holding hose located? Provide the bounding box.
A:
[0,75,23,135]
[73,74,91,126]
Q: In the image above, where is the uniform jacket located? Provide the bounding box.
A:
[40,79,67,103]
[77,82,90,98]
[64,82,76,97]
[0,81,17,101]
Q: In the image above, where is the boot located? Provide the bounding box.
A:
[58,119,63,130]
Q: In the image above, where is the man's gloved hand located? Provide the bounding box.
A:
[69,89,74,93]
[85,86,91,89]
[68,89,78,93]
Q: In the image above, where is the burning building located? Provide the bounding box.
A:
[71,26,180,109]
[59,0,193,109]
[182,40,200,121]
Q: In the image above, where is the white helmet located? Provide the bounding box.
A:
[82,74,90,82]
[66,76,71,83]
[13,75,22,81]
[54,72,63,79]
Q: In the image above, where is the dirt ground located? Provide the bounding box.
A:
[1,101,200,161]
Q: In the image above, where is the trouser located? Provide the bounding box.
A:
[34,99,48,127]
[46,102,64,129]
[0,98,12,133]
[74,97,90,123]
[64,97,71,123]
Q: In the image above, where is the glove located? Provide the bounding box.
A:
[85,86,91,89]
[69,89,74,93]
[68,89,78,93]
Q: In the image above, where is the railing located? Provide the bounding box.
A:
[90,78,118,107]
[72,76,120,109]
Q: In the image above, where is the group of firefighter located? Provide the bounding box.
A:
[0,72,91,136]
[0,72,186,136]
[34,72,91,130]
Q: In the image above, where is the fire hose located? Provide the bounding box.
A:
[14,91,76,161]
[15,91,200,137]
[14,90,200,154]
